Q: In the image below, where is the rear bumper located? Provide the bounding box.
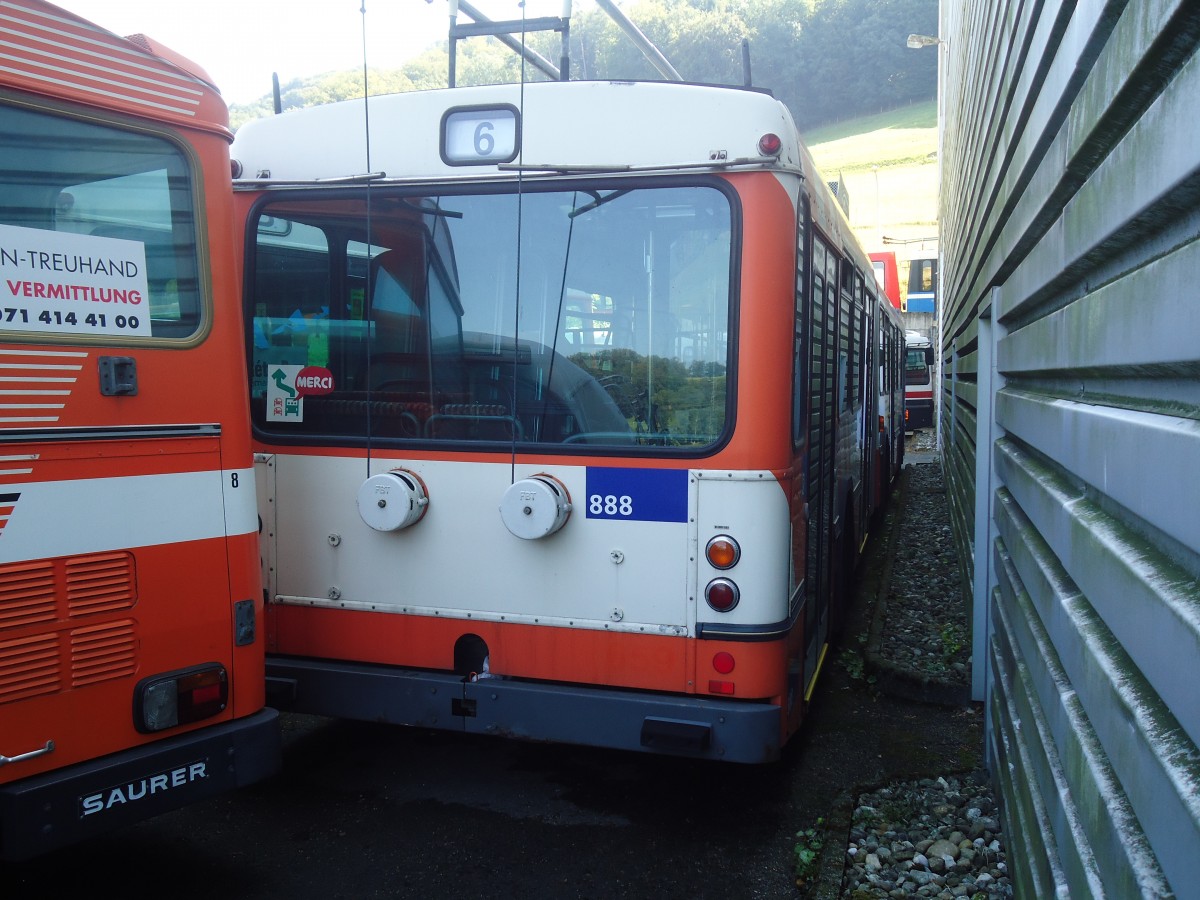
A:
[0,708,280,862]
[267,656,782,764]
[905,398,933,429]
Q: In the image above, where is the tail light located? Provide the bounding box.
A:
[705,535,741,569]
[709,653,736,694]
[758,133,782,156]
[135,664,228,733]
[705,578,740,612]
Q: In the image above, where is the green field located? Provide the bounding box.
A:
[804,100,939,250]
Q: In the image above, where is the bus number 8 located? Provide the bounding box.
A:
[589,494,633,517]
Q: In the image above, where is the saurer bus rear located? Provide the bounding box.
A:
[0,1,279,860]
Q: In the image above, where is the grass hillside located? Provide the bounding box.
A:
[803,100,938,252]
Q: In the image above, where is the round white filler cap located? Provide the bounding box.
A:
[499,475,571,540]
[357,471,428,532]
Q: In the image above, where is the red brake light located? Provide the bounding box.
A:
[135,665,228,733]
[705,578,740,612]
[713,652,735,674]
[758,133,782,156]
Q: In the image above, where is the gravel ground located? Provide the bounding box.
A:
[832,432,1012,899]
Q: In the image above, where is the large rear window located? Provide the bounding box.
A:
[0,103,203,342]
[247,182,735,452]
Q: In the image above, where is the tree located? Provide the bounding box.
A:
[226,0,937,133]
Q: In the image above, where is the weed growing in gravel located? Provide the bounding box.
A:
[939,621,967,663]
[792,817,825,889]
[839,634,876,684]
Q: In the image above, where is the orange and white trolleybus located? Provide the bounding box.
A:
[232,79,904,763]
[0,1,279,859]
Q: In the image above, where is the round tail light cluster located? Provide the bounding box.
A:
[703,534,742,613]
[705,578,740,612]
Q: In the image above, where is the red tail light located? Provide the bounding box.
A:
[135,664,228,733]
[758,133,782,156]
[705,578,740,612]
[713,652,736,674]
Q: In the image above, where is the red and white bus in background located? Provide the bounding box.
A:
[0,1,279,860]
[904,330,935,430]
[869,251,902,311]
[231,79,905,763]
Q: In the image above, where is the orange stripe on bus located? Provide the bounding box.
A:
[269,604,794,700]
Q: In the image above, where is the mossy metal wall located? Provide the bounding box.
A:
[939,1,1200,896]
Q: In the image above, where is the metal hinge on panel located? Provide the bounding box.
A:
[234,598,256,646]
[98,356,137,396]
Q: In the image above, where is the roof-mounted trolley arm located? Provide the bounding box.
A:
[448,0,571,87]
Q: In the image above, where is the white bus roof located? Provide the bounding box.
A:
[231,81,805,184]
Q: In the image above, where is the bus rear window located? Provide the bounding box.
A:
[248,183,734,452]
[0,103,203,341]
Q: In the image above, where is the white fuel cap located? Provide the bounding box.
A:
[357,470,429,532]
[499,475,571,540]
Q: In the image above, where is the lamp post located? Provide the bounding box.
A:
[907,31,944,453]
[872,164,881,246]
[906,33,943,49]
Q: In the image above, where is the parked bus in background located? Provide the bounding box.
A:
[230,79,905,763]
[877,306,906,500]
[904,330,935,430]
[905,255,937,314]
[869,251,902,311]
[0,0,279,860]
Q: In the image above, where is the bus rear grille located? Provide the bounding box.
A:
[0,554,140,699]
[66,552,136,615]
[0,633,60,703]
[71,619,136,686]
[0,560,57,631]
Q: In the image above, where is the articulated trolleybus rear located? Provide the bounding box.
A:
[233,80,904,763]
[0,1,279,859]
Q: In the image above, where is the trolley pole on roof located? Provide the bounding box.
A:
[448,0,571,87]
[593,0,682,81]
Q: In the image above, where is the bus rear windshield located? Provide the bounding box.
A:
[0,103,204,341]
[248,183,734,452]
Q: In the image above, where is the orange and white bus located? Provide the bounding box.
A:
[0,1,279,859]
[231,79,903,763]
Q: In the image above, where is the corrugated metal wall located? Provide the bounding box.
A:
[939,1,1200,897]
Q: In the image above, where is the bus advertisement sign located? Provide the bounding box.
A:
[0,224,151,337]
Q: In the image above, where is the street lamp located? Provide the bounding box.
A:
[907,33,942,49]
[906,30,945,452]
